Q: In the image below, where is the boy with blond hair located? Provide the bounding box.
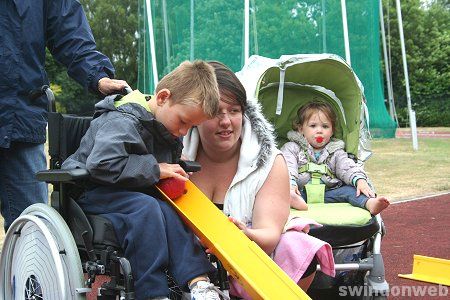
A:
[63,61,224,300]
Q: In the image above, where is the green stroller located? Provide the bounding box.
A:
[238,54,389,299]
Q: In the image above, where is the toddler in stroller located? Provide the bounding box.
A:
[281,101,390,215]
[238,53,391,298]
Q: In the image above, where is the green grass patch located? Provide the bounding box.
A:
[365,137,450,201]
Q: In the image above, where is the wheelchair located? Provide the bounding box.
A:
[0,86,230,300]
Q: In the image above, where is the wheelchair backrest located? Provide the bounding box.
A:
[48,112,92,169]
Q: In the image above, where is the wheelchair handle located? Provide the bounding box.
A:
[29,85,56,112]
[123,86,133,94]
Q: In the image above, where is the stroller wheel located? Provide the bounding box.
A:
[0,203,85,300]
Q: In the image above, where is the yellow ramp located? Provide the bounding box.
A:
[158,180,310,299]
[399,255,450,286]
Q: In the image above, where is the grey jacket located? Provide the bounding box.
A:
[281,130,366,189]
[62,94,182,189]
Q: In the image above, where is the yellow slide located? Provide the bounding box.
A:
[157,180,310,300]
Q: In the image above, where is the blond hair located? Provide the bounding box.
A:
[292,101,337,131]
[156,60,220,118]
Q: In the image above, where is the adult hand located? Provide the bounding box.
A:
[158,163,188,181]
[228,216,251,237]
[98,77,130,95]
[356,179,375,198]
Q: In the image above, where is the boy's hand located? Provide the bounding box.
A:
[157,177,187,200]
[158,163,188,181]
[290,186,308,210]
[157,163,189,200]
[356,179,375,198]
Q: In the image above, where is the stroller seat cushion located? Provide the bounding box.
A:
[290,203,371,226]
[291,203,378,247]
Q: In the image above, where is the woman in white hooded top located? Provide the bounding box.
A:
[183,61,334,298]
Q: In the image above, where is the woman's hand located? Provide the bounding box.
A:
[356,179,375,198]
[228,216,251,238]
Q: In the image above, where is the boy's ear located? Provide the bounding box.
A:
[156,88,171,106]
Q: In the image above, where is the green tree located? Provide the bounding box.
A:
[45,0,138,115]
[141,0,337,77]
[383,0,449,126]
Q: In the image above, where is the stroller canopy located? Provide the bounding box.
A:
[237,54,371,161]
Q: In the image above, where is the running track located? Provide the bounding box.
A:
[381,193,450,299]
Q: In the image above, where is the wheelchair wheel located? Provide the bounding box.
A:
[0,203,86,300]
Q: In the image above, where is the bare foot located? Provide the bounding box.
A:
[365,196,390,215]
[290,190,308,211]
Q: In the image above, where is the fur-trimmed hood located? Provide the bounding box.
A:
[182,99,277,168]
[244,100,277,167]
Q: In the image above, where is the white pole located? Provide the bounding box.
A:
[190,0,195,61]
[251,0,258,55]
[162,0,170,66]
[322,0,327,52]
[395,0,418,150]
[341,0,351,65]
[145,0,159,88]
[244,0,250,65]
[379,0,395,120]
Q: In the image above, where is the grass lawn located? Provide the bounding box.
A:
[365,137,450,201]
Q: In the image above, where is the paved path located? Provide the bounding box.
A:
[381,192,450,299]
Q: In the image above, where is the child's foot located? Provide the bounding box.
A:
[365,196,390,215]
[190,280,227,300]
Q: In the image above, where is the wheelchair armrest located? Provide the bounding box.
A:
[36,168,90,183]
[179,160,201,172]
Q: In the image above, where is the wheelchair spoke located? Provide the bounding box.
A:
[25,274,43,300]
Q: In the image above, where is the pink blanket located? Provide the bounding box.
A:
[229,217,335,299]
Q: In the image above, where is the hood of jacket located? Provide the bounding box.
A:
[286,130,345,154]
[93,94,153,123]
[183,99,277,169]
[94,93,180,152]
[245,100,277,168]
